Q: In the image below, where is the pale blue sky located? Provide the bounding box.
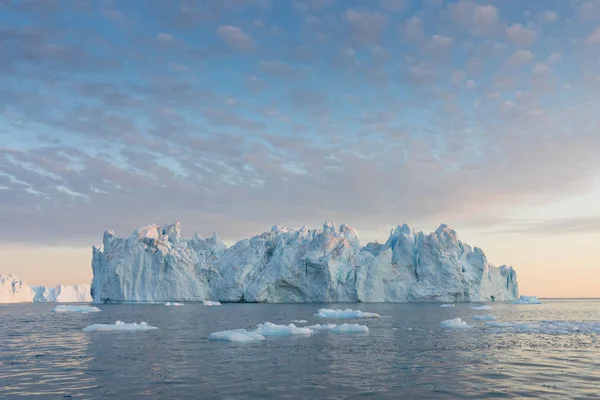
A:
[1,0,600,296]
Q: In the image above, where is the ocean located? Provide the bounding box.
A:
[1,300,599,399]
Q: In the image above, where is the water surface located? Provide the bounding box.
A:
[1,301,600,399]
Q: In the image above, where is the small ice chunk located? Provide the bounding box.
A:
[51,305,101,313]
[291,320,307,324]
[472,315,497,321]
[208,329,265,342]
[254,322,312,336]
[440,304,455,308]
[471,305,493,310]
[440,318,471,329]
[308,324,338,331]
[83,321,158,332]
[330,323,369,333]
[510,295,542,304]
[314,308,380,319]
[203,300,221,306]
[165,302,184,306]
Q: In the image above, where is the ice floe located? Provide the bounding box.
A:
[291,320,307,324]
[471,305,493,310]
[440,304,455,307]
[472,315,497,321]
[254,322,313,336]
[510,295,542,304]
[314,308,380,319]
[440,318,471,329]
[307,323,369,333]
[208,329,266,342]
[82,321,158,332]
[165,302,184,306]
[203,300,221,306]
[51,305,101,313]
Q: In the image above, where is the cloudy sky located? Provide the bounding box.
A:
[1,0,599,296]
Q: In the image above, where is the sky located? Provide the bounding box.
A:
[1,0,599,297]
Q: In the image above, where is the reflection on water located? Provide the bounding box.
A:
[1,301,600,399]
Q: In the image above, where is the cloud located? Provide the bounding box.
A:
[491,217,600,235]
[380,0,408,13]
[449,1,501,36]
[400,16,424,43]
[506,50,535,66]
[585,27,600,44]
[258,60,308,79]
[217,26,254,52]
[343,9,388,45]
[506,24,537,47]
[537,11,558,24]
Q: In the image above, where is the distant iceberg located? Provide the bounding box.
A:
[314,308,381,319]
[472,315,496,321]
[52,305,101,313]
[208,329,266,342]
[254,322,313,336]
[440,318,471,329]
[510,295,542,304]
[165,302,184,306]
[308,323,369,333]
[82,321,158,332]
[1,274,91,304]
[203,300,221,306]
[90,222,519,303]
[471,305,493,311]
[440,304,455,307]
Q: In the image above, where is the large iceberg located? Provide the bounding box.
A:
[0,274,92,303]
[91,222,519,303]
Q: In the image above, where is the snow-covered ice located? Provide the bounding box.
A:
[307,323,369,333]
[90,222,519,303]
[440,318,471,329]
[203,300,221,306]
[440,304,455,307]
[471,305,493,310]
[292,320,307,324]
[472,315,497,321]
[51,305,101,313]
[82,321,158,332]
[314,308,380,319]
[253,322,313,336]
[208,329,265,342]
[165,302,184,306]
[510,295,542,304]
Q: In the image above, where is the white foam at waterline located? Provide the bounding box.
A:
[254,322,313,336]
[165,302,184,306]
[51,305,101,313]
[510,295,542,304]
[314,308,380,319]
[472,315,496,321]
[83,321,158,332]
[203,300,221,306]
[440,304,455,307]
[291,320,307,324]
[208,329,265,342]
[440,318,471,329]
[471,305,493,310]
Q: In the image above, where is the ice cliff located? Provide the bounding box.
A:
[91,222,519,303]
[0,274,92,303]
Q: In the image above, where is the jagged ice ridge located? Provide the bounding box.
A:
[91,222,519,304]
[0,274,92,304]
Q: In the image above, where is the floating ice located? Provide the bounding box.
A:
[203,300,221,306]
[440,318,471,329]
[82,321,158,332]
[440,304,455,307]
[254,322,313,336]
[472,315,497,321]
[510,295,542,304]
[291,320,307,324]
[51,305,101,313]
[208,329,265,342]
[314,308,380,319]
[307,323,369,333]
[485,321,515,328]
[165,302,184,306]
[471,305,493,310]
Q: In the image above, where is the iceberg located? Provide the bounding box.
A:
[208,329,266,342]
[203,300,221,306]
[307,323,369,333]
[165,302,184,306]
[0,274,92,303]
[314,308,381,319]
[510,295,542,304]
[82,321,158,332]
[292,319,308,324]
[440,318,471,329]
[308,323,338,331]
[440,304,455,307]
[471,305,493,310]
[253,322,313,336]
[472,315,496,321]
[51,305,101,313]
[90,222,519,303]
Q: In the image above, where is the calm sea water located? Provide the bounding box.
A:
[1,301,600,399]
